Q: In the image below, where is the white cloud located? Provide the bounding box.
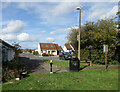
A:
[45,37,54,42]
[0,34,16,41]
[86,3,118,20]
[18,3,28,10]
[50,27,72,35]
[0,32,38,42]
[1,20,26,34]
[49,2,80,17]
[50,31,56,35]
[17,33,38,42]
[17,2,81,26]
[40,30,46,34]
[100,5,118,19]
[20,42,38,49]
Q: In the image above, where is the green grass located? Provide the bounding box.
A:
[2,69,119,90]
[43,60,88,69]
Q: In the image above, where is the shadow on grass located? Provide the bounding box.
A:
[80,63,90,71]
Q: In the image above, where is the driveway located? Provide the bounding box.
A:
[19,53,68,74]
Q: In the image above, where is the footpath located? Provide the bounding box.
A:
[82,65,120,71]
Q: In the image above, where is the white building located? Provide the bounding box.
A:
[38,43,63,55]
[63,43,74,52]
[0,39,15,62]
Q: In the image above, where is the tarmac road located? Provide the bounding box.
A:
[19,53,68,74]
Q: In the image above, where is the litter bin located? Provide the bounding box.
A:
[69,57,80,71]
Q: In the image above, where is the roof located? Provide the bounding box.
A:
[39,43,63,50]
[0,39,14,48]
[31,49,35,51]
[65,43,72,50]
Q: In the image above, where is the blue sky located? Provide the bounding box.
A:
[0,1,118,49]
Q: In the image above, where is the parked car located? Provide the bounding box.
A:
[59,52,72,60]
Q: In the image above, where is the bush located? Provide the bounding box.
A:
[42,53,48,56]
[33,51,39,55]
[109,60,119,65]
[50,54,54,56]
[2,58,24,82]
[47,53,51,56]
[42,53,54,56]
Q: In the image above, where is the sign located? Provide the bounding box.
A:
[103,45,108,53]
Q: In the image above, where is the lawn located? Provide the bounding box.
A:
[43,60,88,69]
[2,69,119,90]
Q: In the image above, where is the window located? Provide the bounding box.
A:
[41,45,43,47]
[46,45,48,47]
[50,45,53,47]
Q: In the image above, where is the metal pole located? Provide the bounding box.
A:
[105,47,107,70]
[78,8,81,61]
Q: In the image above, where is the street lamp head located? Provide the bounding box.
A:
[76,7,81,10]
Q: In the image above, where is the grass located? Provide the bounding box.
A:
[2,69,119,90]
[43,60,88,69]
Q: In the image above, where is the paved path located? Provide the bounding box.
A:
[82,65,120,71]
[19,53,68,74]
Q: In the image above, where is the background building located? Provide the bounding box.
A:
[38,43,63,55]
[0,39,15,62]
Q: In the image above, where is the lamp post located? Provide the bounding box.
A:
[76,7,81,61]
[89,45,92,66]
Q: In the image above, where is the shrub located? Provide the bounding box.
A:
[47,53,51,56]
[50,54,54,56]
[33,51,39,55]
[109,60,119,65]
[42,53,54,56]
[2,58,24,82]
[42,53,48,56]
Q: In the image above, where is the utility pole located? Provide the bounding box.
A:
[76,7,81,61]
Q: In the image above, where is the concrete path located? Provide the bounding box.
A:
[19,53,68,74]
[81,65,120,71]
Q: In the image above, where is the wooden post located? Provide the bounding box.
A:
[90,61,92,66]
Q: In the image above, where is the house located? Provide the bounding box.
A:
[0,39,15,62]
[31,49,38,53]
[63,43,74,52]
[31,49,35,53]
[38,43,63,55]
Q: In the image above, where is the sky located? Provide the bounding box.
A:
[0,1,119,49]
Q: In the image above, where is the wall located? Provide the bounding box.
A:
[38,43,41,55]
[8,49,15,61]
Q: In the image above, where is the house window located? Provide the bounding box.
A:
[41,45,43,47]
[50,45,53,47]
[45,45,48,47]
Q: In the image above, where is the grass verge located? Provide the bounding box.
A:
[2,69,119,90]
[43,60,88,69]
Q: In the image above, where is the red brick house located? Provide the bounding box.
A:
[38,43,63,55]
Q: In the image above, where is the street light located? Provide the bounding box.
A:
[89,45,92,66]
[76,7,81,61]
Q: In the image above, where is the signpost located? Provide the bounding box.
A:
[103,45,108,70]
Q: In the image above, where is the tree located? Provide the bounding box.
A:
[67,18,119,64]
[12,42,21,57]
[67,28,78,56]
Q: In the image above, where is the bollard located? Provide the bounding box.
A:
[50,60,53,74]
